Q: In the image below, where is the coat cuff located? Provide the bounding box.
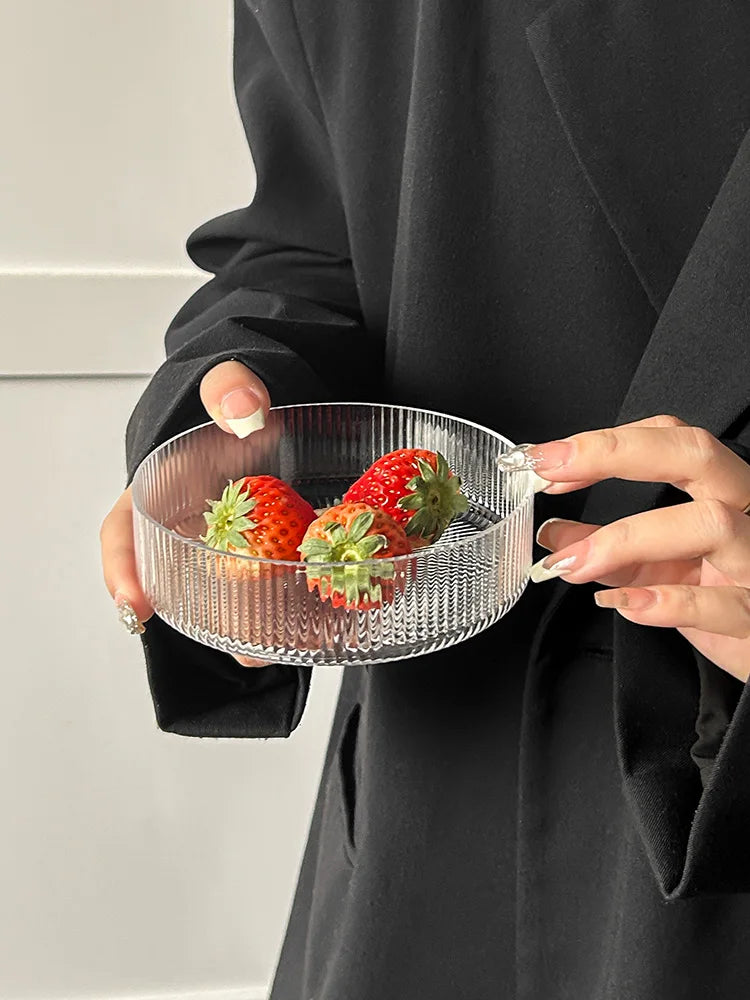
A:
[124,317,332,738]
[125,313,337,486]
[139,615,311,739]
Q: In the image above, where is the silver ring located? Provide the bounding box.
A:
[117,598,146,635]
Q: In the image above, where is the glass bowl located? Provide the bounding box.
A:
[130,402,534,665]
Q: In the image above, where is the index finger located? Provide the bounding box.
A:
[521,415,750,509]
[533,414,694,494]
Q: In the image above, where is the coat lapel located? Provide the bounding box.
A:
[520,0,750,634]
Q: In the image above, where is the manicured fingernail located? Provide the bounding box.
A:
[220,388,265,438]
[498,443,540,471]
[529,553,578,583]
[526,440,575,471]
[594,588,658,610]
[530,471,553,493]
[114,591,146,634]
[535,517,576,548]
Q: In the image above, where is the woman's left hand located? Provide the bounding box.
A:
[512,414,750,683]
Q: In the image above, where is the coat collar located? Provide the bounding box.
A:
[520,0,750,625]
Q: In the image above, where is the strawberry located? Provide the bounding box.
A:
[200,477,316,567]
[298,502,412,609]
[342,449,468,545]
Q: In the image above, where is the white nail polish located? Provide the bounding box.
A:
[529,554,577,583]
[226,409,266,439]
[530,471,552,493]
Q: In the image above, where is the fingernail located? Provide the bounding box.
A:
[529,553,578,583]
[535,517,575,548]
[114,591,146,635]
[594,588,658,610]
[530,471,553,493]
[220,388,265,438]
[526,439,575,471]
[498,443,540,472]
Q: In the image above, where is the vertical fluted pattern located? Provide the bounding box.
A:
[130,404,533,665]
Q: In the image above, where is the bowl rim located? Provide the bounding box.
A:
[131,401,534,569]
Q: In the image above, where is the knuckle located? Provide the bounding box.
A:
[685,425,719,471]
[599,515,632,555]
[597,428,621,458]
[657,413,687,428]
[673,584,699,615]
[699,497,737,540]
[677,583,698,614]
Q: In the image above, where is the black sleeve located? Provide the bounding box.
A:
[124,0,381,738]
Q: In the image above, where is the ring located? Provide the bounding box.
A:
[116,597,146,635]
[743,499,750,516]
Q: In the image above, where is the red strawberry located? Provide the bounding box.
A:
[343,449,468,545]
[200,476,316,568]
[298,502,412,609]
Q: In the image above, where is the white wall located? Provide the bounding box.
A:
[0,4,342,999]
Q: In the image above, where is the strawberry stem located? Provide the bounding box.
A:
[200,478,258,551]
[396,451,469,542]
[299,512,392,605]
[299,512,387,563]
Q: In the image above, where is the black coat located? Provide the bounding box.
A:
[124,1,750,997]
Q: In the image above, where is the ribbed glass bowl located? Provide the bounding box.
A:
[130,403,534,665]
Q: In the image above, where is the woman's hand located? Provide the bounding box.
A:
[514,414,750,683]
[100,361,272,668]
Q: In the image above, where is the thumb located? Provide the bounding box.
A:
[200,360,272,438]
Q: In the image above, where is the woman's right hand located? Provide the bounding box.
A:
[100,361,272,667]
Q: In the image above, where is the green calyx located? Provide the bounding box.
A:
[200,478,257,551]
[396,451,468,542]
[299,511,392,604]
[299,511,387,562]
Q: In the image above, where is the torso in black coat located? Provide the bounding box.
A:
[124,1,750,997]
